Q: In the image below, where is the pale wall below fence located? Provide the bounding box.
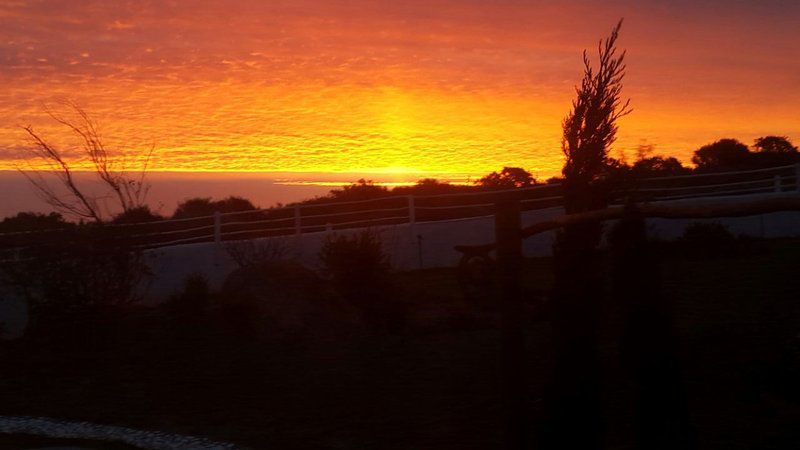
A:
[141,192,800,302]
[3,191,800,338]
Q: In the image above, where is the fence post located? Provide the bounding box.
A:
[408,195,416,225]
[292,204,303,258]
[294,205,302,236]
[408,195,420,269]
[213,211,222,244]
[796,163,800,192]
[495,199,525,450]
[774,175,782,193]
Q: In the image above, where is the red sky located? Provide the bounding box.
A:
[1,0,798,181]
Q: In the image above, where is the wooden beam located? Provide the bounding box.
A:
[521,195,800,239]
[454,195,800,254]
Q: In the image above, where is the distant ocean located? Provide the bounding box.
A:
[0,170,470,219]
[0,171,335,219]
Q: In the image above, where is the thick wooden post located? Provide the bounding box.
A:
[495,200,525,450]
[293,205,302,236]
[213,211,222,244]
[409,195,420,269]
[407,195,416,225]
[795,163,800,192]
[417,234,424,269]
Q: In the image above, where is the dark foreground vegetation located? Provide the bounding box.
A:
[2,233,800,449]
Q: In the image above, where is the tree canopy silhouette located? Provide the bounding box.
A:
[172,196,257,219]
[476,167,536,189]
[0,212,69,233]
[111,205,163,224]
[632,156,689,176]
[393,178,466,196]
[691,138,751,170]
[326,179,389,202]
[753,135,798,154]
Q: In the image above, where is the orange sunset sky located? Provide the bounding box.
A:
[1,0,798,183]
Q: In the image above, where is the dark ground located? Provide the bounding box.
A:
[2,239,800,449]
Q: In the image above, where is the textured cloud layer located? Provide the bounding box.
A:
[1,0,798,178]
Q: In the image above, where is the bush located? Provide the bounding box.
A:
[215,291,262,341]
[173,196,257,219]
[225,238,288,269]
[111,205,163,224]
[680,222,737,258]
[0,224,149,342]
[219,261,328,339]
[320,230,389,295]
[0,212,69,233]
[0,213,72,260]
[167,273,212,324]
[476,167,536,189]
[319,230,405,331]
[456,252,495,306]
[631,156,689,177]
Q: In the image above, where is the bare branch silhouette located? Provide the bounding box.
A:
[17,102,154,222]
[20,124,102,222]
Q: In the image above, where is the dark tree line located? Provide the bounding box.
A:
[692,136,798,171]
[5,132,796,232]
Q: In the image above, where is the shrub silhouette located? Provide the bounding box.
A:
[2,223,149,315]
[220,260,329,338]
[319,230,404,331]
[225,238,288,269]
[326,179,389,202]
[456,250,495,306]
[632,156,689,176]
[215,287,262,341]
[476,167,536,189]
[1,224,149,347]
[320,230,388,301]
[167,273,212,324]
[680,222,736,258]
[172,196,256,219]
[392,178,467,196]
[111,205,163,224]
[0,212,69,233]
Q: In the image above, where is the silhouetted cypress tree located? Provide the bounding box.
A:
[544,19,630,450]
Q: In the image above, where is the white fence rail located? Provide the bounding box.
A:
[1,163,799,260]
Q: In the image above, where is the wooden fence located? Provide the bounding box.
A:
[1,163,798,261]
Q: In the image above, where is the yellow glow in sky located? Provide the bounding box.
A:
[1,1,798,181]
